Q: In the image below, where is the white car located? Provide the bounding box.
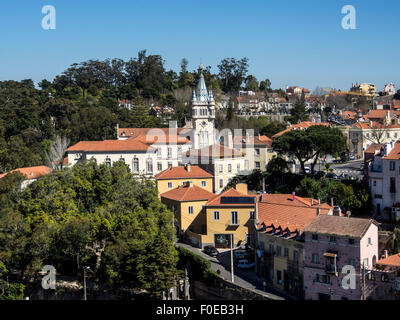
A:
[237,259,255,269]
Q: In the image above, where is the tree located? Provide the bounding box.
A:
[287,94,309,124]
[244,75,259,92]
[217,57,249,93]
[259,79,271,92]
[46,136,70,170]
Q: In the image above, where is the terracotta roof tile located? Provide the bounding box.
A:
[155,165,212,180]
[383,141,400,160]
[160,184,215,202]
[272,122,330,138]
[257,194,333,233]
[67,139,155,152]
[0,166,52,180]
[377,253,400,267]
[304,215,377,238]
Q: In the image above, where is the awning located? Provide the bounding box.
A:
[324,252,338,258]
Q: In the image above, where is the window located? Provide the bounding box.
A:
[348,238,355,245]
[157,162,162,171]
[104,157,111,167]
[293,250,299,262]
[390,161,395,171]
[277,271,282,284]
[329,236,337,244]
[119,157,125,163]
[249,211,255,219]
[312,254,319,264]
[269,244,274,255]
[228,164,232,173]
[368,237,372,245]
[132,158,139,173]
[202,181,206,187]
[168,182,172,189]
[188,206,194,215]
[237,163,241,172]
[157,148,162,159]
[146,158,153,174]
[178,147,182,158]
[284,248,289,257]
[219,164,223,173]
[231,211,238,225]
[168,162,172,168]
[312,234,319,241]
[363,258,369,267]
[255,162,260,169]
[255,148,260,156]
[390,177,396,193]
[214,211,220,220]
[373,180,376,187]
[167,147,172,159]
[276,246,282,257]
[219,179,223,188]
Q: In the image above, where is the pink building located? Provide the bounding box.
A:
[303,215,379,300]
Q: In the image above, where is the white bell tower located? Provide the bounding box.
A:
[191,65,216,149]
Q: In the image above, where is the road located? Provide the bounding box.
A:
[175,242,288,300]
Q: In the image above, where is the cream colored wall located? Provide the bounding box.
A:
[202,206,256,247]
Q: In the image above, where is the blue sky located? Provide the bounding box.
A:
[0,0,399,92]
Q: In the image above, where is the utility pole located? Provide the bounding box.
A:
[83,267,87,301]
[230,234,235,283]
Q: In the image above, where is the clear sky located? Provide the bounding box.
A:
[0,0,399,92]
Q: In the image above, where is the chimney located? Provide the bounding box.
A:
[384,250,388,259]
[318,198,321,205]
[331,198,334,207]
[235,183,248,195]
[333,206,342,216]
[316,206,320,216]
[185,164,191,172]
[311,199,314,206]
[292,192,296,201]
[116,123,119,139]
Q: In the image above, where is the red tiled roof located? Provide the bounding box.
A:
[118,127,191,141]
[257,194,333,233]
[0,166,52,180]
[206,188,258,207]
[155,165,213,180]
[160,184,215,202]
[364,143,384,155]
[233,135,272,148]
[304,215,377,238]
[67,139,155,152]
[367,109,390,119]
[383,142,400,160]
[377,253,400,267]
[272,122,330,138]
[351,121,400,130]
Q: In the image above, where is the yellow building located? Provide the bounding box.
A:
[202,183,258,249]
[155,164,213,195]
[256,193,333,299]
[160,183,215,247]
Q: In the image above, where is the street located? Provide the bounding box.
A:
[175,242,288,300]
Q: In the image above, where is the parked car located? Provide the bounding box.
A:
[203,246,219,257]
[237,259,255,269]
[233,250,247,259]
[349,154,355,160]
[304,167,311,174]
[326,172,339,180]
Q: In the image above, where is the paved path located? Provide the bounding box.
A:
[176,242,288,300]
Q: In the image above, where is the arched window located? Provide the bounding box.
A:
[119,156,125,163]
[105,157,111,167]
[132,158,139,173]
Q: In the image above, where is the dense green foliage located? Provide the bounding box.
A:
[177,247,218,285]
[272,125,347,174]
[0,161,178,296]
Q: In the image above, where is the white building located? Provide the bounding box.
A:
[67,65,270,193]
[369,142,400,221]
